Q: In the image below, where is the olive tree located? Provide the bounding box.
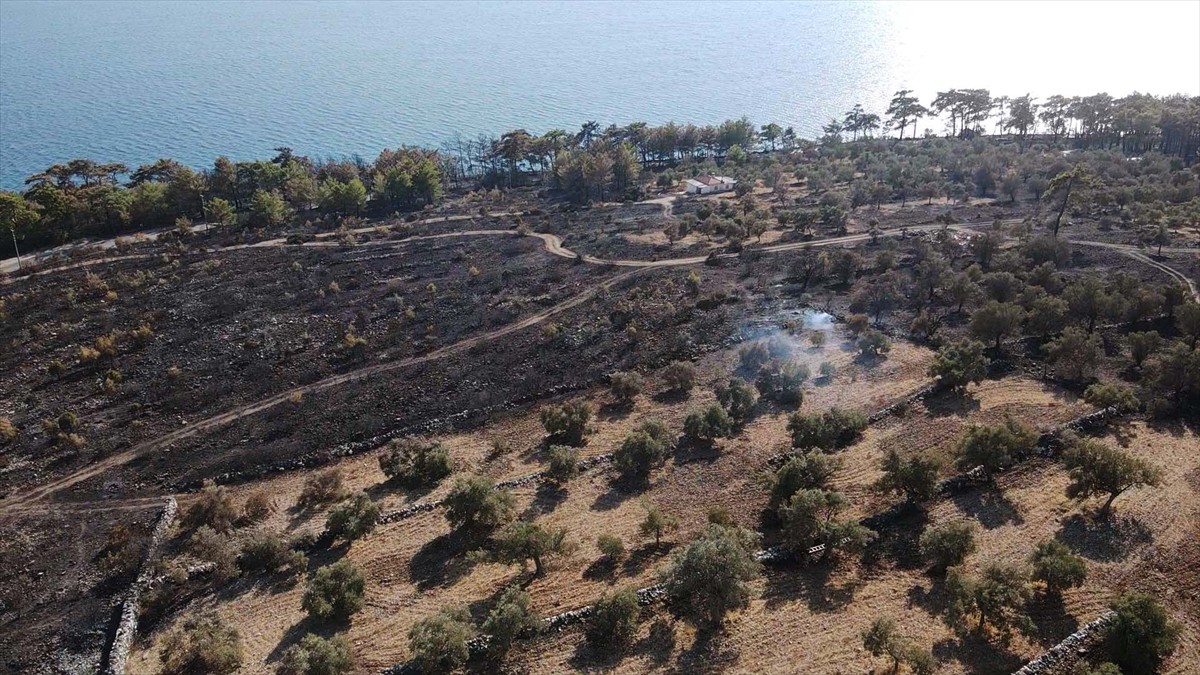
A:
[324,492,380,543]
[302,561,365,622]
[443,475,516,531]
[540,401,592,445]
[928,340,989,392]
[945,563,1033,640]
[407,606,474,674]
[919,521,977,574]
[1107,593,1181,675]
[659,524,762,627]
[1062,438,1162,515]
[481,586,539,655]
[492,521,571,577]
[587,586,640,653]
[1029,540,1087,596]
[875,449,941,504]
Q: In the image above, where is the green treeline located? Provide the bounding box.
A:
[1,89,1197,256]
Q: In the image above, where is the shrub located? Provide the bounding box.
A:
[810,331,828,348]
[596,534,625,560]
[408,606,474,674]
[1082,382,1140,413]
[660,524,762,627]
[608,370,644,402]
[770,453,842,510]
[874,449,941,504]
[919,521,977,573]
[96,522,142,579]
[481,586,539,654]
[777,489,875,558]
[298,470,349,508]
[443,475,516,530]
[378,437,453,488]
[492,521,571,576]
[1046,327,1103,382]
[1107,593,1181,675]
[754,360,809,405]
[716,378,757,421]
[187,526,239,581]
[0,418,15,444]
[48,359,68,376]
[545,445,580,485]
[240,492,275,525]
[857,328,892,357]
[956,417,1037,479]
[184,480,238,533]
[587,586,639,653]
[928,340,989,392]
[239,532,306,577]
[277,634,353,675]
[161,613,243,675]
[1126,330,1162,369]
[738,341,770,372]
[786,407,867,451]
[540,401,592,446]
[818,361,835,379]
[683,403,733,443]
[662,361,697,393]
[1062,438,1162,515]
[846,313,871,335]
[1029,540,1087,595]
[613,425,672,481]
[945,564,1033,640]
[639,503,680,546]
[302,561,365,622]
[324,492,380,542]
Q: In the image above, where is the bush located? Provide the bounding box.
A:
[587,587,640,653]
[639,503,680,546]
[857,328,892,357]
[738,341,770,372]
[1082,382,1140,413]
[1126,330,1162,369]
[770,453,842,510]
[408,606,475,674]
[302,561,366,622]
[540,401,592,445]
[613,424,672,480]
[945,563,1033,640]
[662,361,697,393]
[683,403,734,443]
[481,586,539,654]
[239,532,306,577]
[875,449,941,504]
[240,492,275,525]
[443,475,516,530]
[161,613,243,675]
[608,370,644,402]
[545,445,581,485]
[187,526,239,581]
[597,534,625,560]
[754,360,809,405]
[660,524,762,627]
[277,634,353,675]
[956,417,1037,479]
[0,418,15,444]
[1046,327,1104,382]
[492,521,571,576]
[786,407,867,451]
[1107,593,1181,675]
[1029,540,1087,595]
[716,377,758,421]
[928,340,989,392]
[184,480,238,533]
[919,521,977,573]
[298,470,349,508]
[378,437,453,488]
[324,492,380,542]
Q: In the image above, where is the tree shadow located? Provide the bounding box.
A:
[364,478,436,503]
[266,614,345,665]
[1055,512,1153,562]
[862,506,929,570]
[622,543,672,576]
[598,400,635,422]
[931,632,1024,675]
[409,529,480,591]
[582,556,620,582]
[522,482,569,519]
[951,487,1024,529]
[674,626,741,674]
[906,576,948,615]
[762,563,859,614]
[1026,591,1081,647]
[635,618,677,666]
[591,476,641,512]
[924,393,982,419]
[652,389,691,405]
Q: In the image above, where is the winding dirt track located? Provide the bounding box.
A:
[2,213,1196,516]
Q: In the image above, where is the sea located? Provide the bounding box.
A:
[1,0,1198,189]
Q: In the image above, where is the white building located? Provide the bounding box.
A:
[684,175,737,195]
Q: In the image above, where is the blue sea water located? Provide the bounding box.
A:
[1,0,1197,189]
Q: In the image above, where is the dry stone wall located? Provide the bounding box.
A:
[1012,611,1115,675]
[105,497,177,675]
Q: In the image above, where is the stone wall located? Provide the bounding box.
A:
[1012,611,1115,675]
[105,497,177,675]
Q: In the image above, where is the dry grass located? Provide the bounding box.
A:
[128,348,1199,675]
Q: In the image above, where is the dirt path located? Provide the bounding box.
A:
[2,217,1195,515]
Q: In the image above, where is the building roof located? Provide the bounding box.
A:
[693,175,736,186]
